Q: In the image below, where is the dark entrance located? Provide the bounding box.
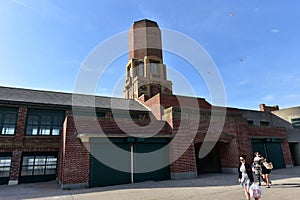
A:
[194,143,221,174]
[289,143,299,166]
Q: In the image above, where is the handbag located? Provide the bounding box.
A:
[250,183,264,198]
[263,161,273,170]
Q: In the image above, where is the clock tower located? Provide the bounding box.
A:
[124,19,173,100]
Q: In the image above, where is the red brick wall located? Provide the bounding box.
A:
[248,126,293,166]
[58,114,90,186]
[170,144,197,173]
[14,106,27,144]
[143,94,162,120]
[281,139,293,166]
[0,105,61,184]
[9,151,22,181]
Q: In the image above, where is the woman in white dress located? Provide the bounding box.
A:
[238,154,254,200]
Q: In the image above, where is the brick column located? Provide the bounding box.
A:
[58,114,90,189]
[14,106,27,144]
[8,150,22,185]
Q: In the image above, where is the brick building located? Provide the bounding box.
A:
[0,19,296,188]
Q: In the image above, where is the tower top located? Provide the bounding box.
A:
[129,19,162,60]
[132,19,159,28]
[124,19,173,100]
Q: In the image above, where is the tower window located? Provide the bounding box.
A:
[129,67,133,77]
[150,63,158,75]
[138,64,144,77]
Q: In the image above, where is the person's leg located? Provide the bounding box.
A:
[255,172,261,186]
[262,174,266,185]
[244,187,250,200]
[266,174,270,187]
[261,174,266,183]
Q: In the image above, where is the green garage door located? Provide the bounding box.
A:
[90,138,131,187]
[265,143,285,169]
[251,139,285,169]
[89,137,170,187]
[134,138,170,182]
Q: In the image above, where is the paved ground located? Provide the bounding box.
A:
[1,166,300,200]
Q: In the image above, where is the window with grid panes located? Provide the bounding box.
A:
[0,107,18,135]
[21,155,57,176]
[26,109,64,136]
[0,157,11,177]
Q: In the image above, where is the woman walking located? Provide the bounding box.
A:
[261,155,272,188]
[253,152,262,186]
[238,154,254,200]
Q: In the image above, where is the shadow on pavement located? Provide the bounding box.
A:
[0,166,299,200]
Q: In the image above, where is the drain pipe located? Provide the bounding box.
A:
[131,143,134,183]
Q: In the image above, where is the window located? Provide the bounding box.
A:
[129,67,133,77]
[96,111,106,118]
[0,107,18,135]
[260,121,269,126]
[26,110,64,136]
[138,64,144,77]
[291,118,300,128]
[112,112,141,120]
[0,157,11,177]
[150,63,159,75]
[21,155,57,176]
[248,120,254,125]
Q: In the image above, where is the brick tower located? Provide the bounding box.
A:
[124,19,173,100]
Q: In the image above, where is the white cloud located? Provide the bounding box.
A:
[253,8,260,12]
[262,95,273,101]
[11,0,32,9]
[238,80,248,85]
[271,29,279,34]
[282,94,300,100]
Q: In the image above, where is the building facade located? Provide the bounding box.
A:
[0,19,296,188]
[270,106,300,165]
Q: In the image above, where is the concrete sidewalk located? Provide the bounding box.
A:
[0,166,299,200]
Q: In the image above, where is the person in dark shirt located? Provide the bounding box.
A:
[260,154,272,188]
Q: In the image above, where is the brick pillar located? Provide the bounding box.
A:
[58,114,90,189]
[170,144,197,179]
[14,106,27,144]
[8,150,22,185]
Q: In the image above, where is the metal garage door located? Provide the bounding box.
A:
[89,138,131,187]
[134,138,170,182]
[89,137,170,187]
[251,139,285,169]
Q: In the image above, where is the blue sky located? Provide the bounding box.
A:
[1,0,300,110]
